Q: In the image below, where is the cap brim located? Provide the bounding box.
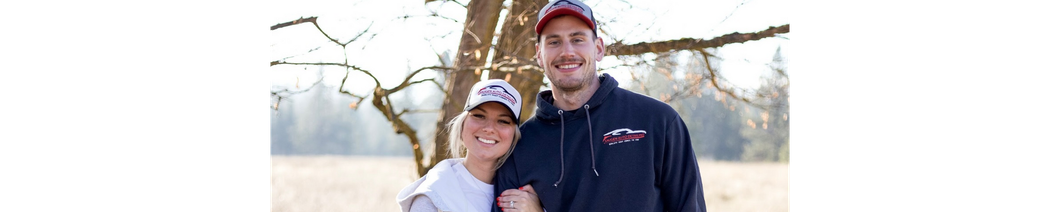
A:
[535,8,595,34]
[464,100,520,123]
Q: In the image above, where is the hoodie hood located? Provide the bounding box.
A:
[396,158,470,212]
[533,73,619,122]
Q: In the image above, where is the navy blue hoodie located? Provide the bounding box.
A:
[493,74,706,212]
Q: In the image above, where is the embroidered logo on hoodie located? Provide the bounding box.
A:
[602,128,647,145]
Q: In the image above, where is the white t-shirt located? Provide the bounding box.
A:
[452,162,494,212]
[398,158,498,212]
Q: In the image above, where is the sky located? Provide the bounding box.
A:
[269,0,791,98]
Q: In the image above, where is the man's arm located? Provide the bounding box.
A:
[492,152,521,212]
[660,116,707,212]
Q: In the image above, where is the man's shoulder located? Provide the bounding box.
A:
[609,87,679,115]
[519,117,548,128]
[518,118,553,140]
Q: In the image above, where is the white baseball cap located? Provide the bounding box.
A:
[464,79,522,122]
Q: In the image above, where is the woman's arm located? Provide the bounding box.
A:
[408,195,440,212]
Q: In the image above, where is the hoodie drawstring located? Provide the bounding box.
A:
[585,104,599,177]
[554,105,601,187]
[554,110,565,187]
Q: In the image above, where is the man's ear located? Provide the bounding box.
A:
[535,43,545,67]
[595,37,606,61]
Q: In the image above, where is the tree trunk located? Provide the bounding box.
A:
[488,0,549,123]
[428,0,505,174]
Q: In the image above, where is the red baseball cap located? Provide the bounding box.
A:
[535,0,597,35]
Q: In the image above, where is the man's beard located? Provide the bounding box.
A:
[549,60,596,93]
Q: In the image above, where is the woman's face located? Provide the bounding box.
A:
[461,102,516,164]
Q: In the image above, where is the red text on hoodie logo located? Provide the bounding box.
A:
[602,128,647,145]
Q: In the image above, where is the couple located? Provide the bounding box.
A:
[398,0,707,211]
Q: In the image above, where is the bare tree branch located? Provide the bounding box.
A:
[608,24,789,56]
[270,61,381,86]
[270,75,325,111]
[270,76,325,97]
[425,0,468,8]
[269,16,373,47]
[390,66,452,93]
[344,21,375,46]
[271,16,316,30]
[707,0,754,35]
[399,14,462,23]
[397,108,442,118]
[695,49,770,110]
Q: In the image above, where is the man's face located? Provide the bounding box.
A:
[536,15,605,93]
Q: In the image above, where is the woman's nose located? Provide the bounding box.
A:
[480,121,496,133]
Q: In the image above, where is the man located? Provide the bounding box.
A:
[493,0,707,211]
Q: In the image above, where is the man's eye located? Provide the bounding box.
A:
[548,41,559,45]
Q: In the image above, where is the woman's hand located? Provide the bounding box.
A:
[497,184,542,212]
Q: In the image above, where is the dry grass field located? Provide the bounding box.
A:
[272,155,787,212]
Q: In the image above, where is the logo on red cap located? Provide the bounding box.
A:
[537,0,596,34]
[546,0,585,14]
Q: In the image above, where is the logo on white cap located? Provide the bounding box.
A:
[477,85,518,106]
[465,79,522,121]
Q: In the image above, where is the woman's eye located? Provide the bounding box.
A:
[499,120,512,125]
[472,114,486,119]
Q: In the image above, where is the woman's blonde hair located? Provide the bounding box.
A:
[445,110,522,170]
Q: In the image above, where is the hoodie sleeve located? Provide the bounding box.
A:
[407,195,439,212]
[491,152,520,212]
[660,115,708,212]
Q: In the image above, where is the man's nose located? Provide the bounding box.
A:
[560,41,577,56]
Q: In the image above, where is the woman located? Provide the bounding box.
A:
[397,79,542,212]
